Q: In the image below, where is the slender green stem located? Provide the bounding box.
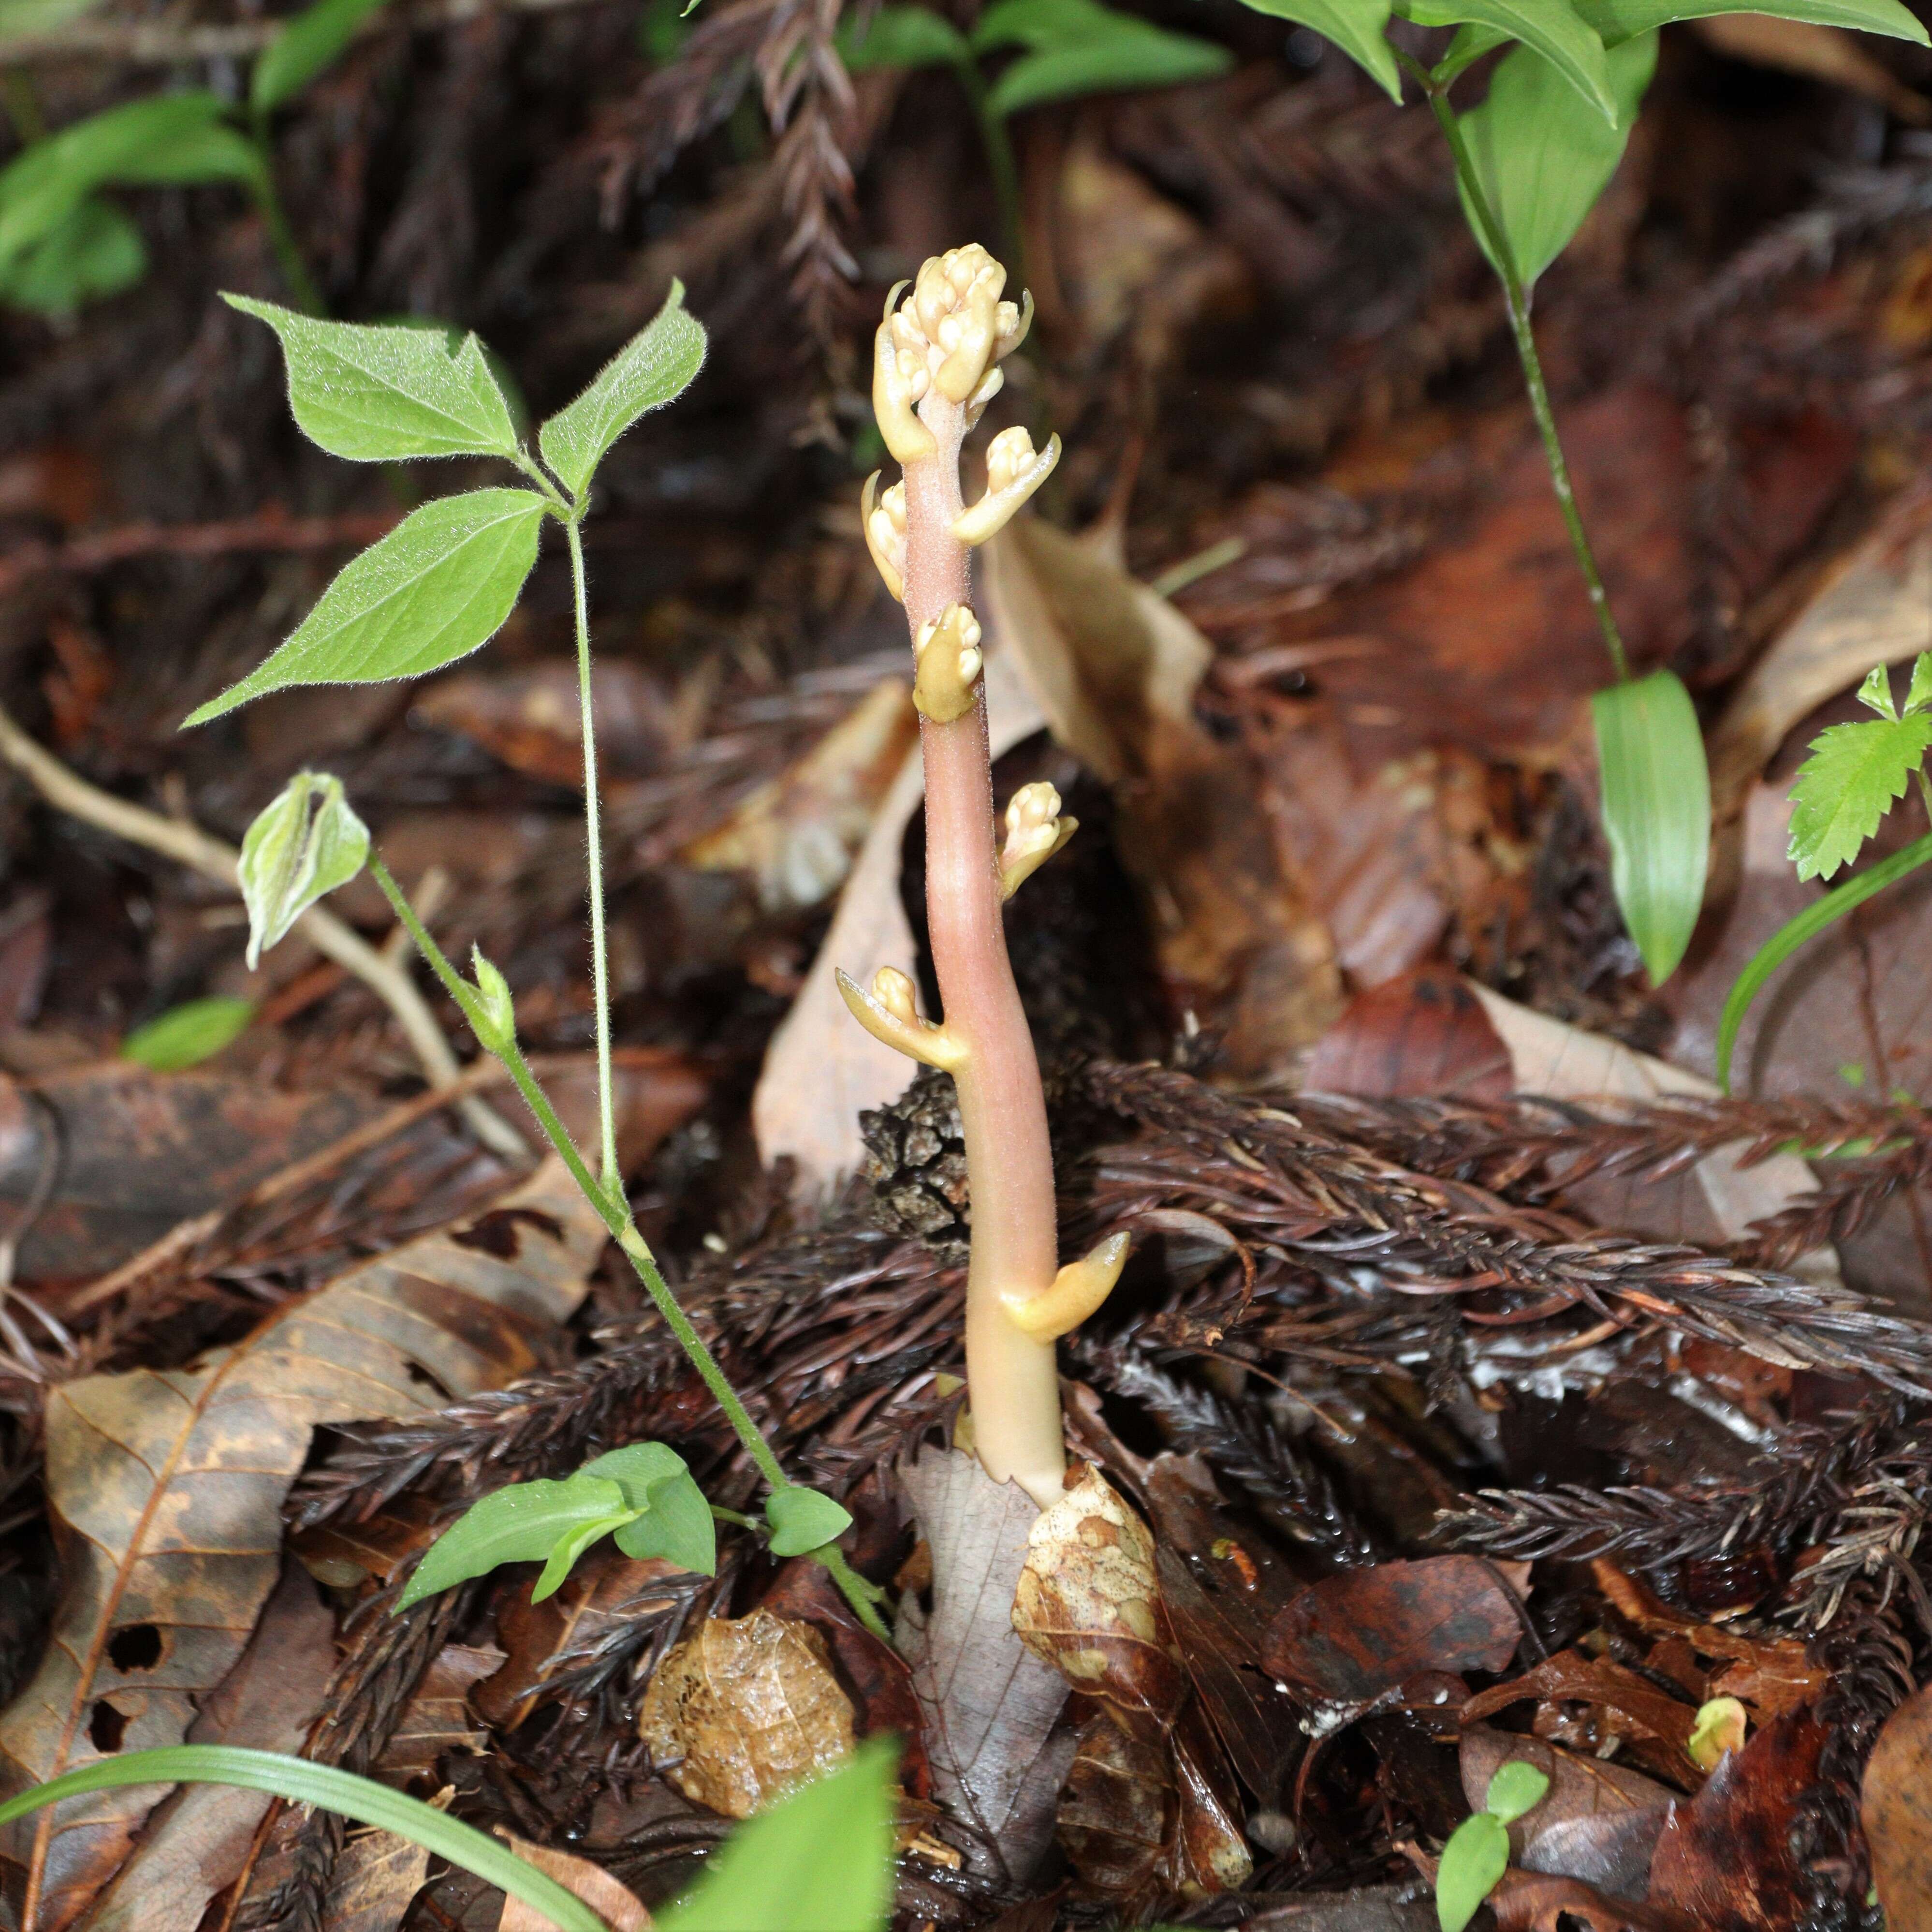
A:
[1410,57,1630,684]
[563,516,621,1196]
[816,1544,892,1643]
[1916,766,1932,830]
[249,131,323,316]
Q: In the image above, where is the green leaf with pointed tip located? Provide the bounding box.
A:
[1785,709,1932,883]
[224,294,519,462]
[538,280,705,500]
[1483,1760,1550,1825]
[0,195,145,314]
[122,996,255,1071]
[657,1740,898,1932]
[1858,663,1899,719]
[185,489,547,724]
[532,1509,639,1601]
[1456,31,1656,286]
[1593,669,1711,986]
[985,25,1232,112]
[397,1474,629,1610]
[253,0,394,115]
[1398,0,1616,118]
[112,117,266,191]
[1435,1810,1509,1932]
[765,1485,854,1557]
[1907,651,1932,715]
[238,770,370,968]
[1230,0,1401,100]
[839,3,973,70]
[1573,0,1926,49]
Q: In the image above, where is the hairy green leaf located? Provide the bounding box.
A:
[1573,0,1926,48]
[1435,1810,1509,1932]
[1593,669,1711,986]
[1223,0,1403,100]
[224,294,520,461]
[1483,1760,1550,1826]
[396,1473,629,1610]
[0,1749,606,1932]
[839,3,973,69]
[0,195,145,313]
[184,488,547,723]
[1786,710,1932,883]
[765,1485,854,1557]
[582,1442,718,1574]
[539,279,706,500]
[1397,0,1617,117]
[237,770,370,968]
[658,1740,899,1932]
[1717,831,1932,1090]
[1457,31,1656,286]
[121,996,255,1071]
[252,0,394,115]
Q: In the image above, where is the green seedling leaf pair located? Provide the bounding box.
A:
[185,282,703,724]
[398,1442,718,1611]
[1435,1758,1550,1932]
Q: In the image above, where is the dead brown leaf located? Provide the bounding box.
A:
[1304,969,1513,1102]
[1460,1652,1700,1771]
[414,659,671,786]
[374,1643,503,1785]
[1057,1713,1172,1900]
[1487,1868,1690,1932]
[639,1610,855,1818]
[319,1829,433,1932]
[1861,1679,1932,1930]
[496,1833,649,1932]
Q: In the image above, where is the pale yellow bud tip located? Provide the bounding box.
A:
[912,602,984,723]
[1000,781,1077,898]
[1002,1232,1131,1340]
[861,471,906,603]
[952,431,1060,547]
[834,965,964,1071]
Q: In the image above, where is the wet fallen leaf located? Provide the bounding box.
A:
[1860,1678,1932,1930]
[1167,1706,1253,1896]
[639,1610,855,1819]
[1460,1652,1700,1770]
[1057,1713,1172,1900]
[497,1832,649,1932]
[1487,1868,1689,1931]
[374,1643,504,1784]
[1647,1711,1827,1930]
[1304,968,1514,1102]
[0,1159,606,1929]
[319,1828,433,1932]
[1261,1558,1526,1711]
[1459,1727,1672,1866]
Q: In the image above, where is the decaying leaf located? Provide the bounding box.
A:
[374,1642,503,1784]
[0,1159,606,1930]
[1861,1679,1932,1931]
[1012,1465,1186,1738]
[1461,1652,1701,1773]
[639,1610,855,1818]
[1486,1868,1690,1932]
[497,1831,649,1932]
[1057,1713,1172,1899]
[319,1828,434,1932]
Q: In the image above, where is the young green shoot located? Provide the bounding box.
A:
[1434,1757,1549,1932]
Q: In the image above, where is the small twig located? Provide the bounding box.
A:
[0,510,399,602]
[0,701,526,1161]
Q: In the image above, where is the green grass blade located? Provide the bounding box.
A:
[0,1747,609,1932]
[1716,829,1932,1091]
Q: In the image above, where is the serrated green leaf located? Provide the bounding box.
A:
[1907,651,1932,716]
[224,294,519,462]
[1573,0,1926,48]
[1456,31,1656,286]
[1483,1760,1550,1825]
[764,1485,854,1556]
[397,1474,629,1610]
[538,280,705,500]
[614,1468,717,1574]
[985,27,1232,111]
[252,0,393,115]
[238,770,370,968]
[1593,669,1711,986]
[1221,0,1403,101]
[1397,0,1616,118]
[121,996,255,1071]
[532,1509,639,1601]
[839,3,973,70]
[657,1740,898,1932]
[1719,830,1932,1089]
[0,195,145,313]
[1786,711,1932,882]
[185,488,546,724]
[1435,1810,1509,1932]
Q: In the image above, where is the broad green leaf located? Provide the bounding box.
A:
[0,195,145,313]
[122,996,255,1070]
[1456,31,1656,287]
[396,1473,629,1610]
[985,23,1234,112]
[237,770,369,967]
[658,1740,898,1932]
[538,280,705,501]
[579,1440,692,1505]
[184,488,547,724]
[765,1485,854,1556]
[1593,669,1711,986]
[1483,1760,1550,1826]
[223,294,520,462]
[0,93,233,268]
[1786,711,1932,882]
[971,0,1107,49]
[614,1466,717,1574]
[253,0,394,115]
[1435,1810,1509,1932]
[1573,0,1926,48]
[112,118,266,191]
[1397,0,1616,118]
[532,1510,639,1600]
[1717,831,1932,1090]
[839,2,973,69]
[1223,0,1402,101]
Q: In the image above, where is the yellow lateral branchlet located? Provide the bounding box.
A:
[834,965,965,1071]
[1001,1232,1131,1340]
